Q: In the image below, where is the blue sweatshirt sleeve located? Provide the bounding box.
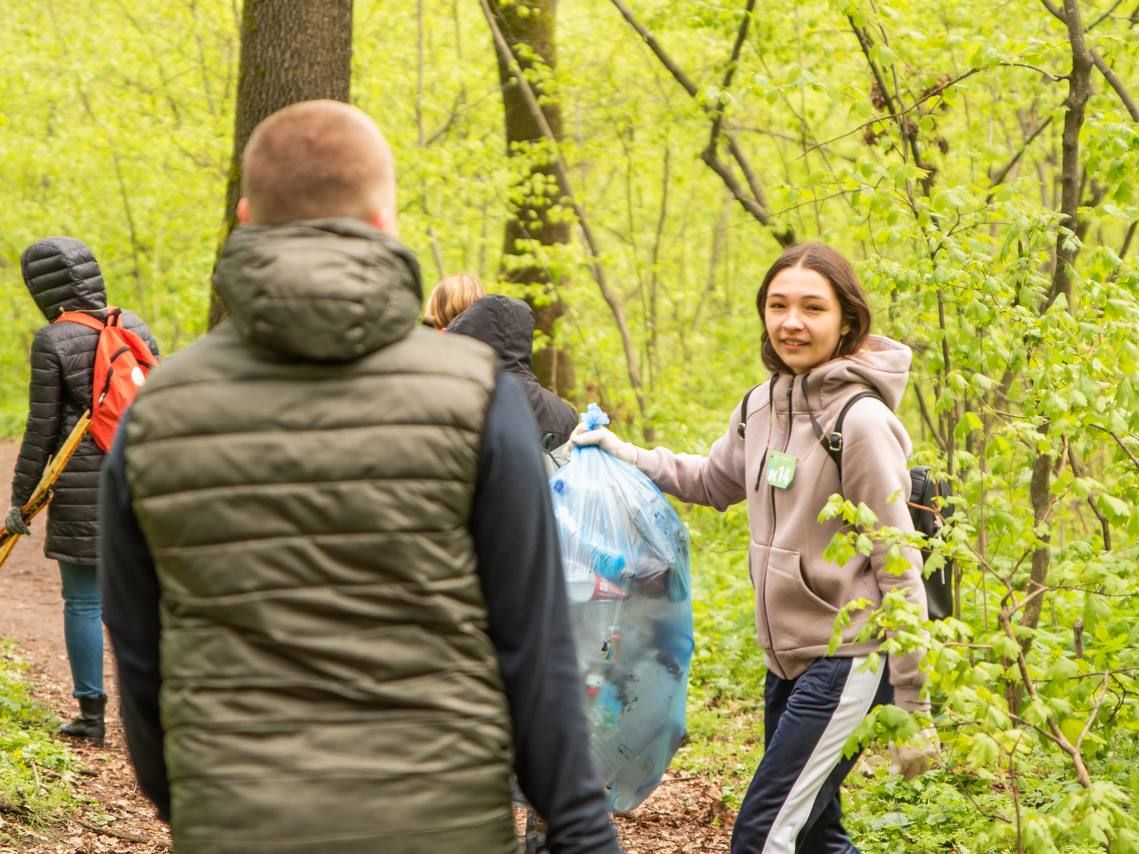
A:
[472,373,622,854]
[97,412,170,821]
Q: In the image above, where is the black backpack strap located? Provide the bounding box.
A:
[736,380,769,439]
[824,390,886,477]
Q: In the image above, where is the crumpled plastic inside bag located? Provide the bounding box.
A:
[550,404,694,812]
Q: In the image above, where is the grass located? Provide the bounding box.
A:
[0,641,79,840]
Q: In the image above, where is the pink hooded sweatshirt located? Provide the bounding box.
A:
[635,336,928,711]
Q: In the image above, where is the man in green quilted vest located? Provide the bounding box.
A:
[97,100,621,854]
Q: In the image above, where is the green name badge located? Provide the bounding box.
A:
[766,450,797,489]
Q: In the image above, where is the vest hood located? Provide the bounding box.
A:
[214,219,423,362]
[21,237,109,321]
[445,294,534,373]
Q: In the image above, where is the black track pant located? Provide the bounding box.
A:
[731,656,893,854]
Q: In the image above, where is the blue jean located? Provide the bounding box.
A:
[58,561,104,698]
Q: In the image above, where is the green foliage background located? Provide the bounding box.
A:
[2,1,1138,850]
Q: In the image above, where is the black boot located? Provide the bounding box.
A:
[59,695,106,746]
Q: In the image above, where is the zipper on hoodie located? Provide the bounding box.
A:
[753,450,768,492]
[758,375,797,680]
[752,379,785,494]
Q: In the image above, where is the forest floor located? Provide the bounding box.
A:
[0,441,734,853]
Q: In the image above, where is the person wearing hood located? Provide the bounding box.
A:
[447,293,578,452]
[97,100,620,854]
[574,243,936,854]
[5,238,159,746]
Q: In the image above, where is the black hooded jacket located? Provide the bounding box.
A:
[11,237,159,563]
[446,295,577,450]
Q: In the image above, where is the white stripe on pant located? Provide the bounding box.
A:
[761,656,884,853]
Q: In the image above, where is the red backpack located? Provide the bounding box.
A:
[54,307,156,452]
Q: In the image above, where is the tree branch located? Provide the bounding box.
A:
[913,383,949,451]
[845,15,935,202]
[988,115,1054,194]
[1042,0,1094,311]
[609,0,793,244]
[1008,742,1025,852]
[806,64,1062,156]
[417,0,445,279]
[1075,674,1111,751]
[1089,0,1125,28]
[1068,444,1111,549]
[1091,424,1139,469]
[608,0,698,97]
[689,200,731,340]
[1120,219,1138,261]
[1040,0,1139,121]
[708,0,757,155]
[937,286,956,475]
[1092,52,1139,120]
[647,143,671,393]
[480,0,650,425]
[699,149,774,226]
[1020,423,1055,633]
[999,608,1093,788]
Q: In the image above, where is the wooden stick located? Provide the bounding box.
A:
[0,412,92,569]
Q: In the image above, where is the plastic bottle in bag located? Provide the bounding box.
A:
[550,403,694,812]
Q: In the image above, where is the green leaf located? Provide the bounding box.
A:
[1097,493,1131,523]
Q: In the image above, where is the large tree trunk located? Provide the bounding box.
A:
[487,0,573,395]
[209,0,353,329]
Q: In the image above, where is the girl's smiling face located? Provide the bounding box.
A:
[763,266,850,375]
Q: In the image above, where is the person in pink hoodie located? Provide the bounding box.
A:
[574,242,936,854]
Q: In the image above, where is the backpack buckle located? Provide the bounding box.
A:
[824,432,843,454]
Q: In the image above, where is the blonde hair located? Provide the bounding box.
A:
[241,100,395,225]
[424,274,485,329]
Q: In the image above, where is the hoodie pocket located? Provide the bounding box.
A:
[762,545,840,653]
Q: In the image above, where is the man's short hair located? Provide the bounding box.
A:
[241,100,394,225]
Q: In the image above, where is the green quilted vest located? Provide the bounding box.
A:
[123,221,519,853]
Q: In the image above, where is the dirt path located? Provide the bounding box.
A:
[0,442,171,853]
[0,440,733,853]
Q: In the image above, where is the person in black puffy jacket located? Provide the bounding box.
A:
[5,237,159,745]
[446,294,578,451]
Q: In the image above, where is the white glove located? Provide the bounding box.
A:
[570,422,639,465]
[888,726,940,780]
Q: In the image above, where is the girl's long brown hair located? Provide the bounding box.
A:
[754,243,872,374]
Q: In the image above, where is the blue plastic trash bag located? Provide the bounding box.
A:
[549,403,694,812]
